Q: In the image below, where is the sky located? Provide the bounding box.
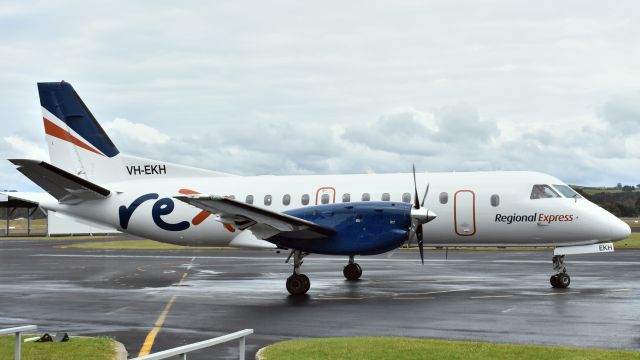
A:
[1,0,640,191]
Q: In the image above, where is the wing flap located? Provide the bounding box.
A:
[175,195,336,239]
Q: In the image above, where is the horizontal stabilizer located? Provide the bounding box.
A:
[10,159,110,204]
[175,195,336,239]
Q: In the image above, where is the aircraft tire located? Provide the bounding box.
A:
[556,273,570,288]
[343,263,362,281]
[287,274,310,295]
[550,273,570,289]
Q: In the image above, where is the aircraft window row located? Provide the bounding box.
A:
[490,194,500,207]
[553,184,583,199]
[530,184,560,199]
[241,192,418,206]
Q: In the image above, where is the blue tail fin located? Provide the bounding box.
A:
[38,81,119,158]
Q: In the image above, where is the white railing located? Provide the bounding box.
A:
[0,325,38,360]
[130,329,253,360]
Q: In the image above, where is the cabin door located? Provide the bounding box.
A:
[454,190,476,236]
[315,187,336,205]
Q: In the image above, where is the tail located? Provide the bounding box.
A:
[37,81,231,184]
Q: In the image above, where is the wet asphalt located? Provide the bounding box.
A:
[1,237,640,359]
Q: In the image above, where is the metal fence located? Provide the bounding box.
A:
[0,325,38,360]
[130,329,254,360]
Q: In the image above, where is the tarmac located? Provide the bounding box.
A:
[1,237,640,359]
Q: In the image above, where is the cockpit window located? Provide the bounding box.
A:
[530,184,560,199]
[553,184,583,199]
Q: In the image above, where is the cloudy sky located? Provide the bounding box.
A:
[1,1,640,190]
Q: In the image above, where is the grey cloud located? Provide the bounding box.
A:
[599,92,640,134]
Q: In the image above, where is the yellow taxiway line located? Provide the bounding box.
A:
[137,271,189,356]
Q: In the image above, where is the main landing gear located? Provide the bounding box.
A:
[286,250,310,296]
[343,255,362,281]
[550,255,571,289]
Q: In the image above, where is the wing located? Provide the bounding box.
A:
[174,195,336,240]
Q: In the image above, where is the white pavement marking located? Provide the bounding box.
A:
[397,288,472,296]
[501,307,514,313]
[471,295,514,299]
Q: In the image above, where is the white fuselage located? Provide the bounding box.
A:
[35,170,630,249]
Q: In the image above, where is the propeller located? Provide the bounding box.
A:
[409,164,437,264]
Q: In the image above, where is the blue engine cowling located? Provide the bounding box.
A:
[267,201,413,256]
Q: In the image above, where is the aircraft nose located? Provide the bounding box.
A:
[611,218,631,241]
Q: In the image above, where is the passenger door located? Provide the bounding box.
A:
[315,187,336,205]
[454,190,476,236]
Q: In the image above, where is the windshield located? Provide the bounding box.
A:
[553,184,583,199]
[530,184,560,199]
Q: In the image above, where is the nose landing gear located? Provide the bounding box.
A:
[550,255,570,288]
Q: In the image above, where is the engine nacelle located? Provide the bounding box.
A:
[268,202,413,255]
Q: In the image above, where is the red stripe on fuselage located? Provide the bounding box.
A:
[43,117,104,156]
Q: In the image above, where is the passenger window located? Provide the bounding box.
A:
[530,185,560,199]
[245,195,254,204]
[321,193,330,204]
[342,193,351,202]
[381,193,390,201]
[402,192,411,203]
[362,193,370,201]
[439,192,448,204]
[553,184,583,199]
[283,194,291,206]
[490,194,500,207]
[301,194,310,205]
[264,194,272,206]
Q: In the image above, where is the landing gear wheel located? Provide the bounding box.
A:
[287,274,310,295]
[556,273,570,288]
[550,273,570,288]
[343,263,362,281]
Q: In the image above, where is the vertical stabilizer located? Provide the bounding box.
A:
[38,81,119,180]
[36,81,231,184]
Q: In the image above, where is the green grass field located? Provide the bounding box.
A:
[259,337,640,360]
[0,218,47,236]
[60,239,233,250]
[60,233,640,251]
[0,336,115,360]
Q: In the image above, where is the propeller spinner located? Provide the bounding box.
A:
[409,164,437,264]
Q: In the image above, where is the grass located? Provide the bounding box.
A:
[258,337,640,360]
[0,218,47,236]
[613,232,640,249]
[0,235,117,241]
[0,335,115,360]
[59,239,233,250]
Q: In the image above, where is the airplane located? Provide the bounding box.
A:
[4,81,631,295]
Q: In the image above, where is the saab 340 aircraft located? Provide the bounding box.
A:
[5,81,631,295]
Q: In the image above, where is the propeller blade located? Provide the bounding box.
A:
[417,223,424,265]
[421,183,429,207]
[412,164,420,209]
